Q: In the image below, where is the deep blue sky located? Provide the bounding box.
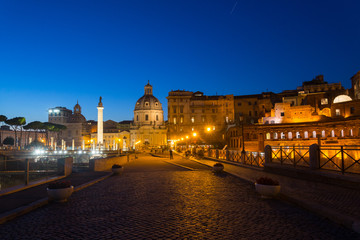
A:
[1,0,360,123]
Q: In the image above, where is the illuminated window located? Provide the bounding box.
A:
[304,131,308,139]
[296,132,301,138]
[350,129,353,136]
[173,117,176,124]
[288,132,293,139]
[226,117,229,123]
[191,117,195,123]
[331,130,335,137]
[312,131,316,138]
[266,133,271,139]
[180,117,183,123]
[336,109,340,116]
[341,130,344,137]
[321,98,328,105]
[273,132,278,139]
[322,130,326,138]
[281,132,285,139]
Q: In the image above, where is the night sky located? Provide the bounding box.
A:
[1,0,359,123]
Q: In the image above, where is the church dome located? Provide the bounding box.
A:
[69,113,86,123]
[134,81,163,111]
[69,101,86,123]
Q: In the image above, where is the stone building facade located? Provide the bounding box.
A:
[48,102,86,148]
[167,90,234,146]
[227,74,360,152]
[130,82,167,149]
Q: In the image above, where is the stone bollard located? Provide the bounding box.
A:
[309,144,320,170]
[264,145,272,164]
[216,149,219,159]
[58,157,73,176]
[226,150,230,161]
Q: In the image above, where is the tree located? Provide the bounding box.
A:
[3,136,14,146]
[46,123,67,149]
[0,115,7,146]
[5,117,26,148]
[42,122,56,146]
[23,121,45,142]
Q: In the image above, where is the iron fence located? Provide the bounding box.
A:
[271,146,310,168]
[244,151,265,167]
[0,158,59,191]
[319,146,360,174]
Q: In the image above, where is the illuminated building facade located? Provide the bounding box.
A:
[351,71,360,100]
[48,102,87,149]
[167,90,234,147]
[227,74,360,152]
[130,81,167,148]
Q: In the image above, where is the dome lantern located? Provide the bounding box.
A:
[144,80,153,95]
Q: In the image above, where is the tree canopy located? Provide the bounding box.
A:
[0,115,7,123]
[5,117,26,128]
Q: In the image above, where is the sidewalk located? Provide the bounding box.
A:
[0,171,111,224]
[183,154,360,233]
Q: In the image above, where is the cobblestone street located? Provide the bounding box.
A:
[1,153,359,239]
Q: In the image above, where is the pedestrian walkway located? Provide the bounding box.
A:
[0,153,358,239]
[186,154,360,233]
[0,170,110,223]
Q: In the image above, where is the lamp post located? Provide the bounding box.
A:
[117,139,121,156]
[134,140,141,159]
[240,116,246,160]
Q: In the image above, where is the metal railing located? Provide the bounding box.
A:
[243,151,265,167]
[0,158,59,190]
[271,146,310,168]
[208,149,265,168]
[319,146,360,174]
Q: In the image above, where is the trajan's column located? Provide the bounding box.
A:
[97,96,104,148]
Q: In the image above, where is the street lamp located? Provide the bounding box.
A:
[239,116,246,159]
[117,138,121,156]
[134,140,141,159]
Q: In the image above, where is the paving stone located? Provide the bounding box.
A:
[0,154,359,239]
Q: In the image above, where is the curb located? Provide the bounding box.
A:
[0,175,66,198]
[0,172,113,225]
[190,158,360,234]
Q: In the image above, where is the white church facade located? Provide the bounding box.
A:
[130,81,167,149]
